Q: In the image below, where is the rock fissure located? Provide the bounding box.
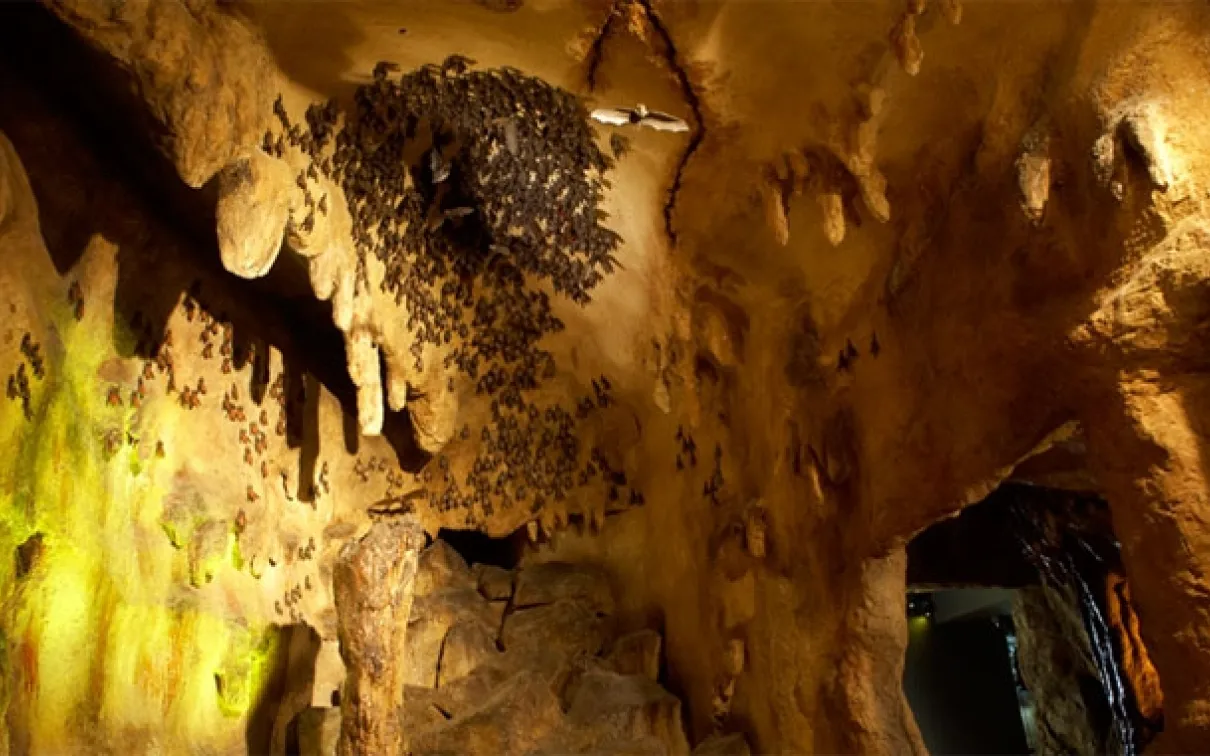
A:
[584,0,625,92]
[632,0,705,248]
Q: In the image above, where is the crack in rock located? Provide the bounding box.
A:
[585,0,626,92]
[633,0,705,248]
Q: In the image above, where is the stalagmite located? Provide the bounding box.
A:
[333,517,426,756]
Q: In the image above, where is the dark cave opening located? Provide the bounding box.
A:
[436,526,523,570]
[904,483,1163,756]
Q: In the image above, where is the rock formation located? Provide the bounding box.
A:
[299,539,706,756]
[333,517,425,756]
[3,0,1210,753]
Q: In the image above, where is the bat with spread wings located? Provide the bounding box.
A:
[590,103,690,133]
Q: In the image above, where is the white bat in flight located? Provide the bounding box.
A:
[590,103,690,133]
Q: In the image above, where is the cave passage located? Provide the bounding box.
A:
[436,526,523,570]
[903,588,1033,754]
[904,484,1164,755]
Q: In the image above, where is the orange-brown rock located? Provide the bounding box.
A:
[332,517,425,756]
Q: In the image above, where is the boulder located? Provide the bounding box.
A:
[405,587,499,688]
[399,689,451,737]
[407,670,566,756]
[433,662,517,718]
[415,540,473,597]
[501,599,609,664]
[438,619,500,688]
[471,563,514,601]
[605,630,663,680]
[514,561,614,615]
[567,670,690,755]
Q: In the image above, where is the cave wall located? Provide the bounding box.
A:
[3,0,1210,754]
[0,66,350,753]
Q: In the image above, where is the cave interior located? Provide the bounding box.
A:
[0,1,1208,754]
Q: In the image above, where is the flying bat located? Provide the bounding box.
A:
[590,103,690,133]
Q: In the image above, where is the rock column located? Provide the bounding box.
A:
[833,548,928,756]
[333,517,427,756]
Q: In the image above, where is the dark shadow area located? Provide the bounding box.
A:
[244,624,301,756]
[341,401,361,456]
[907,486,1038,589]
[438,527,521,569]
[298,373,323,504]
[284,716,302,756]
[903,605,1031,755]
[379,404,432,475]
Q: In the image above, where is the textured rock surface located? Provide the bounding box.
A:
[398,556,708,756]
[606,630,663,681]
[41,0,275,187]
[1014,586,1115,756]
[415,539,474,597]
[5,0,1210,753]
[514,560,615,615]
[566,670,689,754]
[472,562,515,601]
[296,707,341,756]
[333,517,425,756]
[691,733,751,756]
